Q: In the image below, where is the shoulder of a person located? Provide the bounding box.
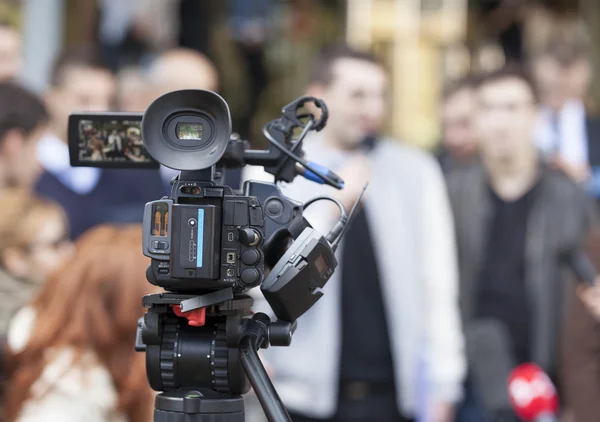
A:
[541,168,596,227]
[8,308,120,416]
[542,167,586,200]
[444,160,483,194]
[18,362,124,422]
[7,306,36,353]
[376,137,441,173]
[25,348,120,417]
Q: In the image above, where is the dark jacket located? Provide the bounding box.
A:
[447,162,594,375]
[35,168,166,239]
[561,227,600,422]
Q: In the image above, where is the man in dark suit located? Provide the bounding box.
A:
[36,48,165,239]
[532,39,600,194]
[449,66,594,421]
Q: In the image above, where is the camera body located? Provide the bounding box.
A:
[69,89,347,420]
[69,89,342,323]
[143,175,303,293]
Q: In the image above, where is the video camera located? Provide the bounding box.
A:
[69,90,358,422]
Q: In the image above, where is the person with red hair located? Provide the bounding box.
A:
[3,225,156,422]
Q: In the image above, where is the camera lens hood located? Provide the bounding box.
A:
[142,90,232,171]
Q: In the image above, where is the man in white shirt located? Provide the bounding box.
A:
[245,44,465,422]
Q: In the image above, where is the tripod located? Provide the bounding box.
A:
[136,288,296,422]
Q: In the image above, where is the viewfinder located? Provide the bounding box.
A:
[177,123,204,141]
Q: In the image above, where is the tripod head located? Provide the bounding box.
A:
[136,289,295,421]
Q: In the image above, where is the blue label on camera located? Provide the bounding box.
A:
[197,209,204,268]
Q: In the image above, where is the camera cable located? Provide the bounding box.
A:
[302,185,367,251]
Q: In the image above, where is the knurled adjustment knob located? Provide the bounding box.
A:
[211,321,229,393]
[241,249,260,266]
[238,228,261,246]
[159,316,178,390]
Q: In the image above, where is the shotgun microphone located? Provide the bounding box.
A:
[465,319,516,418]
[561,249,596,285]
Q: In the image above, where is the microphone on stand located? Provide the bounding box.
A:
[561,248,597,285]
[507,363,559,422]
[464,319,516,419]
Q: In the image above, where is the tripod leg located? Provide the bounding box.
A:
[239,317,291,422]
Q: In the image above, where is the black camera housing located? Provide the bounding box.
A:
[143,175,303,293]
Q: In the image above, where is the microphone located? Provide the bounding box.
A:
[507,363,559,422]
[465,319,516,417]
[561,248,596,285]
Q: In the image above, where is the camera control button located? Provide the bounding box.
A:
[241,249,260,265]
[152,241,169,250]
[266,199,283,216]
[239,228,261,246]
[241,268,260,286]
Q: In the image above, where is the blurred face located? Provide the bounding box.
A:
[475,77,538,161]
[3,211,73,284]
[442,88,477,159]
[533,56,591,110]
[24,213,73,282]
[13,125,45,187]
[117,74,152,112]
[46,66,116,139]
[150,53,218,100]
[312,58,387,149]
[0,26,22,81]
[0,125,46,188]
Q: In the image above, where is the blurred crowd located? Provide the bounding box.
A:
[1,1,600,422]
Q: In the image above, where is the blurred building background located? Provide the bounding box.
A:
[2,0,598,150]
[2,2,600,422]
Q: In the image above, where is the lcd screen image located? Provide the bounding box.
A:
[76,119,153,164]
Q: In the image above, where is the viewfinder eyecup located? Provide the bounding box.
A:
[142,90,232,171]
